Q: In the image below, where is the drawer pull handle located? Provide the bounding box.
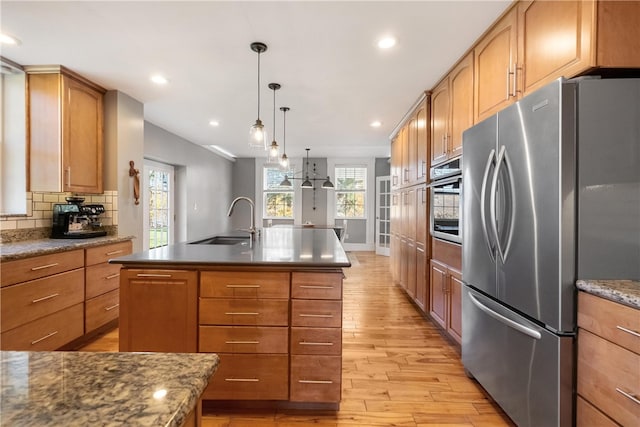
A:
[32,293,59,303]
[298,380,333,384]
[226,285,261,288]
[106,273,120,280]
[224,378,259,382]
[31,331,58,345]
[299,314,333,318]
[300,285,334,289]
[136,274,172,278]
[105,304,120,311]
[225,341,259,344]
[31,263,59,271]
[225,312,259,316]
[616,325,640,338]
[616,388,640,406]
[300,341,334,346]
[106,250,124,256]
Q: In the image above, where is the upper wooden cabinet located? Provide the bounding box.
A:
[26,66,105,194]
[474,7,518,123]
[390,93,429,189]
[431,53,473,166]
[415,98,429,181]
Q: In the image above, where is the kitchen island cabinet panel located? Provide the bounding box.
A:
[199,299,289,326]
[290,327,342,356]
[200,271,289,299]
[0,303,84,351]
[291,300,342,328]
[291,272,342,300]
[202,354,288,401]
[1,268,84,332]
[119,269,197,353]
[199,326,288,354]
[290,355,342,403]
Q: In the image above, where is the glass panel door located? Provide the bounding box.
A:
[375,176,391,256]
[143,159,174,249]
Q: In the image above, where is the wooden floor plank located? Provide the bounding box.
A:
[79,251,514,426]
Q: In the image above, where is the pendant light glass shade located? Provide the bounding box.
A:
[279,107,290,169]
[249,42,268,149]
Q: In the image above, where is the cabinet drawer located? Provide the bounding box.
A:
[1,268,84,333]
[291,272,342,300]
[0,303,84,350]
[85,289,119,333]
[199,299,289,326]
[200,271,289,298]
[199,326,288,353]
[86,262,122,299]
[290,355,341,403]
[291,300,342,328]
[202,354,288,400]
[578,291,639,354]
[578,329,640,426]
[291,327,342,356]
[1,250,84,287]
[576,396,618,427]
[85,241,132,266]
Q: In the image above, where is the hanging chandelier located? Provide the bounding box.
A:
[279,148,334,190]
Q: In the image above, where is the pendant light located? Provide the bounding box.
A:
[279,107,290,169]
[301,148,313,188]
[248,42,268,149]
[267,83,280,162]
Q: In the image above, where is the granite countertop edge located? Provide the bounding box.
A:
[0,235,135,262]
[576,279,640,309]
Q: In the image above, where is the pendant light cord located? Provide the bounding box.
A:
[257,51,261,120]
[282,110,286,153]
[272,86,276,140]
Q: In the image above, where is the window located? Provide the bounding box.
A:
[335,166,367,218]
[263,166,294,218]
[143,160,174,249]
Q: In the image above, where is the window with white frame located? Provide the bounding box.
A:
[335,166,367,218]
[263,166,295,218]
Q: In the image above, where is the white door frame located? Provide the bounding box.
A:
[143,159,175,249]
[375,175,391,256]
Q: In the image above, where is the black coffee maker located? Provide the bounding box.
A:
[51,197,107,239]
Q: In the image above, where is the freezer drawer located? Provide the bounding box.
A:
[462,286,574,427]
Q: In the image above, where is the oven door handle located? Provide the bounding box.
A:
[426,175,461,188]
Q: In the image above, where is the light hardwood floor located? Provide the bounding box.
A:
[79,252,514,426]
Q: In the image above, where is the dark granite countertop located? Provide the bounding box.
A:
[0,351,219,426]
[0,235,134,262]
[576,279,640,309]
[110,228,350,268]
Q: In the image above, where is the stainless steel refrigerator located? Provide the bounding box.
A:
[461,77,640,427]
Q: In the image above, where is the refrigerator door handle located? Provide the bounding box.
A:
[468,291,542,340]
[501,148,517,262]
[480,149,497,261]
[490,145,506,262]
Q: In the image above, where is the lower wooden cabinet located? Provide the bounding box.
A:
[85,288,119,333]
[290,355,342,403]
[429,239,462,345]
[119,269,198,353]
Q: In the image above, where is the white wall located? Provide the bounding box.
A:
[144,123,233,242]
[104,91,145,252]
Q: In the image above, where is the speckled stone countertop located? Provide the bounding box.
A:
[0,235,134,262]
[576,280,640,309]
[0,351,219,426]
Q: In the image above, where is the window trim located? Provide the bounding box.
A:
[255,158,302,224]
[334,166,368,219]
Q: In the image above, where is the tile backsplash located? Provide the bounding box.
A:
[0,191,118,243]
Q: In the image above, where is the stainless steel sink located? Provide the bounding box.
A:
[189,236,250,245]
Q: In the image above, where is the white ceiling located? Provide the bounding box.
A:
[1,0,511,159]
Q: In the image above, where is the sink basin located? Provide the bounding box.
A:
[190,236,250,245]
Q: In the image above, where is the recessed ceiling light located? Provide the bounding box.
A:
[150,74,168,85]
[209,120,219,127]
[377,36,396,49]
[0,33,20,45]
[370,121,382,128]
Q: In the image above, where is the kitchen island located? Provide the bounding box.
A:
[0,350,219,426]
[110,227,350,407]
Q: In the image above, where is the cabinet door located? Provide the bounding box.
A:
[449,53,474,158]
[474,8,518,122]
[400,126,410,185]
[430,78,449,166]
[429,260,447,329]
[407,117,417,184]
[415,244,427,312]
[62,75,103,193]
[415,98,429,181]
[119,269,197,352]
[391,137,401,189]
[415,186,427,247]
[518,0,595,96]
[447,269,463,345]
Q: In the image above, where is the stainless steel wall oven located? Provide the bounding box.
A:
[429,158,462,244]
